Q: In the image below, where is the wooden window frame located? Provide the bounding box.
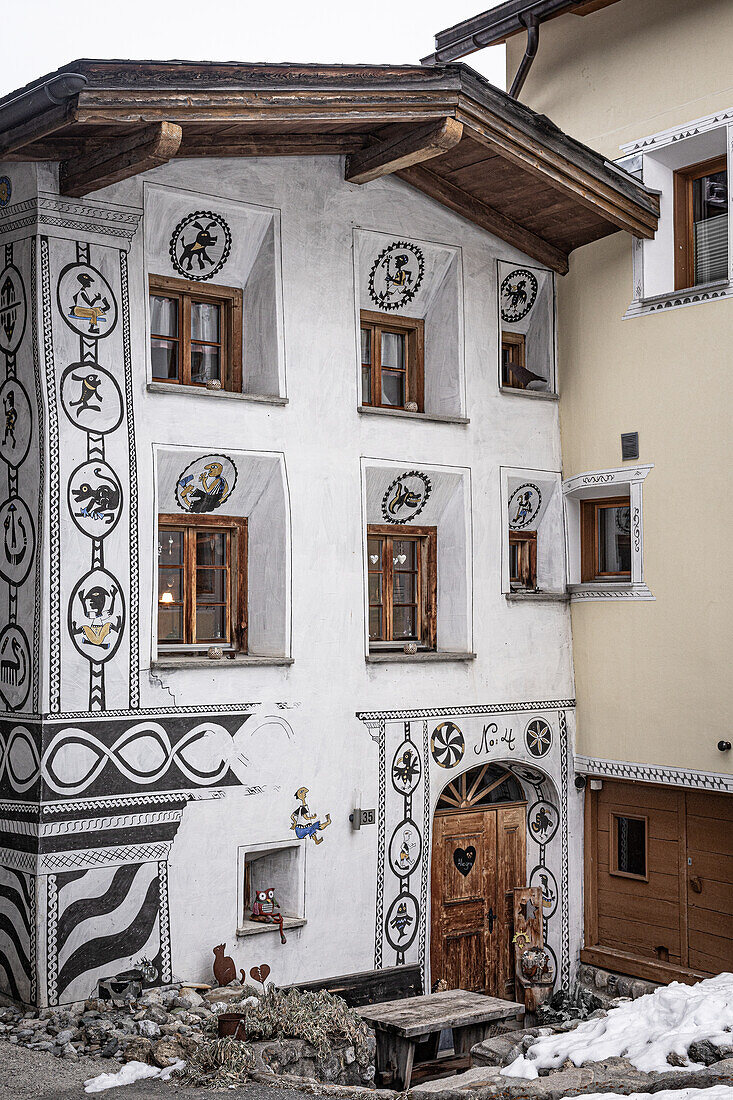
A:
[158,513,247,653]
[501,331,527,390]
[673,155,727,291]
[367,524,437,649]
[360,310,425,412]
[149,273,243,392]
[609,811,649,883]
[580,495,631,582]
[509,529,537,590]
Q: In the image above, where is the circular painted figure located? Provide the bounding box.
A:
[0,378,32,468]
[57,263,118,339]
[170,210,232,282]
[60,364,124,435]
[508,483,542,530]
[391,739,422,795]
[388,820,422,878]
[0,265,27,355]
[431,721,465,769]
[68,461,123,538]
[529,864,558,918]
[525,717,552,759]
[68,567,125,664]
[500,267,538,323]
[175,453,237,514]
[527,799,559,845]
[0,497,35,586]
[0,176,11,207]
[0,623,30,710]
[385,892,419,952]
[369,241,424,311]
[381,470,431,525]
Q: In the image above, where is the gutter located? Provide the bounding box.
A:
[0,72,87,141]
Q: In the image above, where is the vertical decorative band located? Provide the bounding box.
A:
[374,718,386,969]
[30,236,45,715]
[46,874,58,1006]
[119,250,139,708]
[418,718,430,982]
[559,710,570,989]
[40,236,61,713]
[158,861,172,984]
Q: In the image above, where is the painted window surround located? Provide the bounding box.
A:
[563,464,653,602]
[497,259,558,399]
[619,108,733,318]
[500,466,566,600]
[236,838,307,939]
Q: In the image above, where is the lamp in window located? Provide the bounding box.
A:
[159,591,174,605]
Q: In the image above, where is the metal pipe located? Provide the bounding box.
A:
[0,73,88,136]
[508,14,540,99]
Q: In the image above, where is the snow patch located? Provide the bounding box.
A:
[558,1089,733,1100]
[83,1058,185,1092]
[504,973,733,1077]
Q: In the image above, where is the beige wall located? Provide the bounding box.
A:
[507,0,733,773]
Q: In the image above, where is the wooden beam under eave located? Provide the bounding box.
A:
[0,102,76,159]
[345,117,463,185]
[396,164,569,275]
[59,121,183,198]
[177,133,369,158]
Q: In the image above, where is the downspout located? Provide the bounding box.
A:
[508,14,540,100]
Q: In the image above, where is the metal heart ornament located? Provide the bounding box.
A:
[453,846,476,877]
[250,964,270,986]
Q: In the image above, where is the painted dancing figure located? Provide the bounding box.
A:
[70,584,122,650]
[513,490,533,525]
[3,391,17,447]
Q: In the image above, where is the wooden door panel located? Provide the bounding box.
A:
[688,928,733,971]
[685,792,733,820]
[443,929,486,992]
[687,814,733,858]
[495,806,526,1000]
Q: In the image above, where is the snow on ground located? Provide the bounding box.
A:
[83,1059,185,1092]
[558,1091,733,1100]
[501,972,733,1080]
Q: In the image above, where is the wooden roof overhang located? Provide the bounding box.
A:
[0,60,658,275]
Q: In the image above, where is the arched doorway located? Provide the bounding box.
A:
[430,763,527,998]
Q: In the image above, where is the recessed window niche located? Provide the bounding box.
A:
[497,260,556,396]
[500,468,565,598]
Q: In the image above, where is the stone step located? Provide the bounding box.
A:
[408,1066,504,1097]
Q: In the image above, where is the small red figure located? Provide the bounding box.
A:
[213,943,236,987]
[251,887,287,944]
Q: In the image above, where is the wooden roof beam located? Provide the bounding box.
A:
[396,163,569,274]
[59,121,182,198]
[345,117,463,185]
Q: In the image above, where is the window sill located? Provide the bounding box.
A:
[147,382,288,406]
[366,650,476,664]
[568,582,654,602]
[624,279,732,319]
[152,655,294,669]
[236,917,306,938]
[357,405,469,425]
[505,590,569,603]
[499,386,557,401]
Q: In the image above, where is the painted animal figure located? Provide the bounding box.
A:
[251,887,287,944]
[531,806,553,839]
[387,482,421,517]
[392,748,419,788]
[3,391,16,446]
[69,372,103,417]
[212,943,236,987]
[3,503,27,566]
[503,278,528,313]
[0,637,26,687]
[389,901,413,941]
[72,468,120,524]
[179,221,219,271]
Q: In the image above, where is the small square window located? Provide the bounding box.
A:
[367,525,436,649]
[580,496,631,582]
[610,813,647,880]
[149,275,243,391]
[509,530,537,590]
[501,331,529,390]
[674,156,728,290]
[360,311,424,411]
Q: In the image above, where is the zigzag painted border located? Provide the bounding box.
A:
[574,754,733,793]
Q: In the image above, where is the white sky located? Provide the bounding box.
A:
[1,0,506,100]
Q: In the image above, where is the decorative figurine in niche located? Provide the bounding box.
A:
[212,943,237,987]
[251,887,287,944]
[290,786,331,844]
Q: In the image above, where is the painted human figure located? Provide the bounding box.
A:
[513,490,533,525]
[178,461,229,513]
[290,786,331,844]
[3,391,16,447]
[68,273,110,334]
[70,584,122,650]
[3,503,27,567]
[383,253,412,297]
[69,372,103,417]
[398,829,415,871]
[251,887,287,944]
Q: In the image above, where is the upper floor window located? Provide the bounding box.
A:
[158,514,247,653]
[367,525,436,649]
[497,261,556,396]
[580,496,631,583]
[674,156,728,290]
[509,529,537,591]
[360,311,424,411]
[149,275,243,391]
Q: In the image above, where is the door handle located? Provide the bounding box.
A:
[689,875,703,894]
[487,907,496,932]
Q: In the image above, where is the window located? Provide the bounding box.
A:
[157,515,246,652]
[674,156,728,289]
[509,530,537,590]
[149,275,242,391]
[610,813,648,881]
[360,311,424,411]
[580,497,631,582]
[501,332,529,390]
[367,525,436,648]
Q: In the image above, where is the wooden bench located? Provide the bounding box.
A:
[285,963,423,1008]
[357,988,525,1090]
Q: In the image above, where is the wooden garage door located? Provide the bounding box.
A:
[584,780,733,980]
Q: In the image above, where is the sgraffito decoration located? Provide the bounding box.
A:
[381,470,431,525]
[0,865,32,1002]
[527,800,559,844]
[0,265,26,355]
[0,177,11,208]
[68,568,125,664]
[368,241,424,311]
[169,211,232,282]
[500,267,538,323]
[0,378,32,468]
[530,864,558,918]
[290,786,331,844]
[0,498,34,587]
[525,717,552,759]
[430,721,465,768]
[175,453,237,514]
[508,483,542,530]
[68,461,123,536]
[383,721,425,962]
[57,264,118,339]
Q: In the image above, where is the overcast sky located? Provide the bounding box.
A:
[1,0,505,99]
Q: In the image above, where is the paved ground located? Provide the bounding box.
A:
[0,1041,313,1099]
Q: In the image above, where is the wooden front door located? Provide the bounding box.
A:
[430,802,526,997]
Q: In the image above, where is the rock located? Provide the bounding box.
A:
[102,1036,120,1057]
[409,1065,504,1098]
[143,1004,168,1024]
[137,1019,160,1038]
[176,988,204,1008]
[471,1036,522,1067]
[152,1037,186,1067]
[55,1029,74,1046]
[631,981,649,1000]
[666,1051,687,1067]
[61,1043,78,1060]
[122,1036,154,1064]
[688,1039,727,1065]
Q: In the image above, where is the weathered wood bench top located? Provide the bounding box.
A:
[357,988,524,1038]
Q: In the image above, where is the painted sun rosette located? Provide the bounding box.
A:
[430,721,465,769]
[368,241,424,311]
[175,453,237,514]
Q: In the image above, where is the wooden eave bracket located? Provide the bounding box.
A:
[345,117,463,185]
[59,121,183,198]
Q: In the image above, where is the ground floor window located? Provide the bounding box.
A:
[157,514,247,652]
[367,524,436,648]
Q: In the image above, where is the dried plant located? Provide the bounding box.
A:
[242,987,371,1061]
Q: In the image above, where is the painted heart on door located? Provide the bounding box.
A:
[453,846,476,877]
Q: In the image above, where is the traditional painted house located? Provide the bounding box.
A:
[0,58,657,1008]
